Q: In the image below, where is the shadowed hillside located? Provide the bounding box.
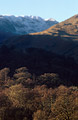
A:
[2,15,78,61]
[0,15,78,86]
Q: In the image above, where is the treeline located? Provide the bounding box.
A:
[0,67,78,120]
[0,67,62,88]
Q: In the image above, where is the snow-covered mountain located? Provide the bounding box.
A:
[0,15,58,35]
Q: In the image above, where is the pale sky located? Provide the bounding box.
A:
[0,0,78,22]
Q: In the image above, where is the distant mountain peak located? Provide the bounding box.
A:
[0,15,58,41]
[45,18,56,21]
[1,15,57,21]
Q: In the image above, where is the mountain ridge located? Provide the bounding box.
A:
[30,14,78,36]
[3,14,78,61]
[0,15,58,37]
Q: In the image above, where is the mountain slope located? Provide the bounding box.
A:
[0,15,78,86]
[31,14,78,36]
[0,15,58,41]
[3,15,78,61]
